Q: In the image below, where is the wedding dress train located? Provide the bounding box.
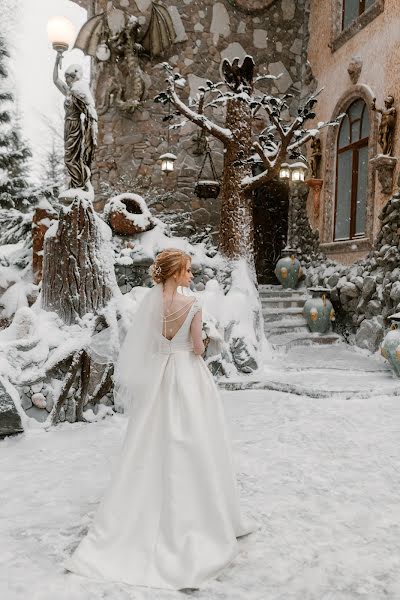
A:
[64,296,256,590]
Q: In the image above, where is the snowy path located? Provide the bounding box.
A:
[1,390,400,599]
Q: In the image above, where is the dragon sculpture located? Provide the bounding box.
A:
[74,2,177,116]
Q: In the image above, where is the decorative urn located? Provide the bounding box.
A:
[303,287,335,334]
[274,247,302,289]
[380,313,400,377]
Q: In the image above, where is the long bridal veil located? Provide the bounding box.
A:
[89,283,163,415]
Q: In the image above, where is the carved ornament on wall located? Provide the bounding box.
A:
[347,56,363,84]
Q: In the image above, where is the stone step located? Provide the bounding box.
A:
[259,285,307,298]
[267,331,341,349]
[264,320,310,335]
[262,306,304,323]
[261,296,308,309]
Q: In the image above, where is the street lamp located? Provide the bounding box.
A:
[47,16,76,54]
[160,152,177,174]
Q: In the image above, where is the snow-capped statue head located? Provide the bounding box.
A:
[65,64,83,87]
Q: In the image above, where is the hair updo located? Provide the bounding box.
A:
[150,248,191,285]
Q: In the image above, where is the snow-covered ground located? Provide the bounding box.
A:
[1,388,400,600]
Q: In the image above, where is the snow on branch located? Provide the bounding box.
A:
[241,88,340,192]
[154,63,233,145]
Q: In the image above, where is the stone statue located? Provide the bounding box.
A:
[101,15,146,115]
[53,56,98,190]
[371,95,397,156]
[74,3,177,116]
[309,137,322,179]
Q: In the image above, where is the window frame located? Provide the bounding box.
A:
[331,0,384,53]
[342,0,372,31]
[334,101,369,241]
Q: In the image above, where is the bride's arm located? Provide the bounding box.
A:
[190,310,205,355]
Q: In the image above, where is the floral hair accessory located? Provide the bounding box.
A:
[154,265,162,276]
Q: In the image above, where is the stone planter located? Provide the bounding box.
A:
[380,313,400,377]
[274,248,302,289]
[104,193,155,236]
[303,287,335,334]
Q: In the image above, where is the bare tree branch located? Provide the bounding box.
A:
[168,84,233,144]
[252,141,273,170]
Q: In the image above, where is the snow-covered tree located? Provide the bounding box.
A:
[41,138,67,196]
[155,56,338,271]
[0,34,32,208]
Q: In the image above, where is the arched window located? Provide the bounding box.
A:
[334,99,370,241]
[342,0,375,29]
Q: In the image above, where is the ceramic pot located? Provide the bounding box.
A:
[381,314,400,377]
[274,248,302,289]
[303,287,335,333]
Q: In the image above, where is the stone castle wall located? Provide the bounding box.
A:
[75,0,311,239]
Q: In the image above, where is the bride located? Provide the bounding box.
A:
[64,248,256,591]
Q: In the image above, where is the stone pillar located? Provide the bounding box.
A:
[288,181,320,261]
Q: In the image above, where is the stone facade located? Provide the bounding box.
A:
[303,184,400,352]
[306,0,400,264]
[72,0,312,240]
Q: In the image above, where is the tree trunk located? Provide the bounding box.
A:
[42,197,114,325]
[219,98,255,269]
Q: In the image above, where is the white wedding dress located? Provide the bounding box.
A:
[64,295,256,590]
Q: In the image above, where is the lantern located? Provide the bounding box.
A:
[290,161,308,182]
[160,152,177,174]
[279,162,291,180]
[47,16,76,53]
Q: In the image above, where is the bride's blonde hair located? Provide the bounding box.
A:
[150,248,191,285]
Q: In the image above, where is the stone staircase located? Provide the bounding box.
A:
[259,284,340,350]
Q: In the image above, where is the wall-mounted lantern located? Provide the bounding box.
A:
[160,152,177,174]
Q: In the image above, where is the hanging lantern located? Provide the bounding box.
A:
[160,152,177,174]
[195,144,221,199]
[290,161,308,182]
[47,16,76,53]
[279,162,291,180]
[96,41,111,61]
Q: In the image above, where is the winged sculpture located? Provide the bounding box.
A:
[74,2,177,115]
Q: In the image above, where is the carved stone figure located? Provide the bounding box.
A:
[74,3,177,116]
[309,136,322,179]
[347,56,362,84]
[103,16,146,115]
[53,58,98,189]
[371,95,397,156]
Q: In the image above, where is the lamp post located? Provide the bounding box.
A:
[275,159,309,288]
